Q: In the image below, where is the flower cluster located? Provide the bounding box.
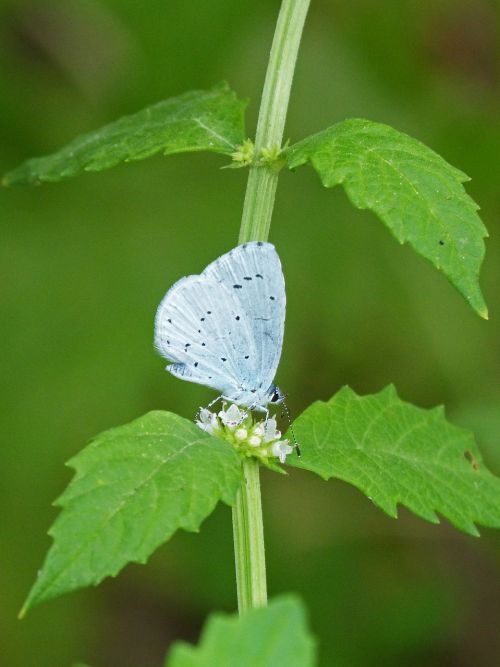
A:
[196,404,293,465]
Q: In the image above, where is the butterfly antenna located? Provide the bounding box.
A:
[282,398,301,457]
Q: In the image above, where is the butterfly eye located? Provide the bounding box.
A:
[271,391,280,402]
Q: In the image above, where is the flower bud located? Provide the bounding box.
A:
[248,435,262,447]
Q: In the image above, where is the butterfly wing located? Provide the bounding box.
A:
[154,274,261,395]
[202,242,285,394]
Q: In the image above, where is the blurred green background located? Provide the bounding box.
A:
[1,0,500,665]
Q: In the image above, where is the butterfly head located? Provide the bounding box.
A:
[267,384,285,406]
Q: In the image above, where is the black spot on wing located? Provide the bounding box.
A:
[233,284,242,289]
[255,274,263,279]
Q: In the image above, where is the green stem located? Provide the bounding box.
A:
[232,0,310,614]
[232,458,267,613]
[238,0,311,244]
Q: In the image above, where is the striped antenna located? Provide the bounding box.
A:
[282,398,301,457]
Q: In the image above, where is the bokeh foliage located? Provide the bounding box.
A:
[1,1,499,666]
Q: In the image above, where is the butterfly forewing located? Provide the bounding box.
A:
[202,242,285,394]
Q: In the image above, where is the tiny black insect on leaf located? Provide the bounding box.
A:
[464,450,479,471]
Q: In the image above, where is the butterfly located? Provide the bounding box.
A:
[154,241,286,413]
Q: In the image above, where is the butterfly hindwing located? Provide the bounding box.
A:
[154,275,261,395]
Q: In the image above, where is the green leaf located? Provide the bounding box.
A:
[166,596,316,667]
[286,119,488,318]
[288,385,500,536]
[4,82,246,186]
[21,411,242,616]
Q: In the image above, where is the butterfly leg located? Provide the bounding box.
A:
[249,403,270,424]
[207,395,223,409]
[261,406,270,424]
[195,395,223,423]
[236,410,248,426]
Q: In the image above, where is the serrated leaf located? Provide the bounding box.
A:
[288,385,500,536]
[4,82,246,186]
[286,119,488,318]
[166,596,316,667]
[21,411,242,616]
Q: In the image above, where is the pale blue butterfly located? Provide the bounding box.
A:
[154,241,285,412]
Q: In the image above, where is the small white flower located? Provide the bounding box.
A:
[219,404,245,429]
[248,435,262,447]
[263,417,281,443]
[271,440,293,464]
[196,408,219,434]
[195,404,292,466]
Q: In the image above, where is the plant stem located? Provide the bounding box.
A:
[232,0,310,614]
[232,458,267,613]
[238,0,311,244]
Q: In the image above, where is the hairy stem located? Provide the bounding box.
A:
[232,0,310,614]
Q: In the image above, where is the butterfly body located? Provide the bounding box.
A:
[154,242,285,411]
[220,382,285,412]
